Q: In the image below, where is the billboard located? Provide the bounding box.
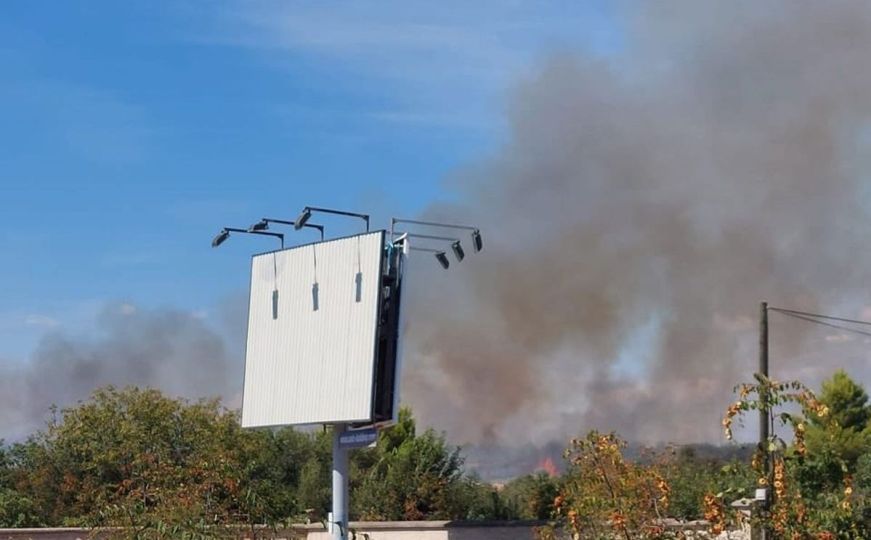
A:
[241,231,397,428]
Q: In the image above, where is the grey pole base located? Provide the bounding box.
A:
[332,424,349,540]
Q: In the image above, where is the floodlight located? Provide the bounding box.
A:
[435,252,450,269]
[211,227,284,249]
[394,232,466,263]
[294,208,312,230]
[211,229,230,247]
[294,206,370,232]
[406,246,451,270]
[471,229,483,252]
[249,219,269,232]
[250,218,325,240]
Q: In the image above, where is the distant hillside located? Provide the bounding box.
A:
[465,441,755,482]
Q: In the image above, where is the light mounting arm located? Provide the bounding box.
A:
[406,246,451,269]
[249,218,325,240]
[391,217,482,252]
[211,227,284,249]
[394,232,465,261]
[295,206,370,232]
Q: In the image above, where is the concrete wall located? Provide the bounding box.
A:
[303,521,541,540]
[2,521,749,540]
[1,529,93,540]
[0,522,542,540]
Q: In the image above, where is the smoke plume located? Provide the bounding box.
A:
[6,2,871,456]
[402,1,871,446]
[0,303,240,440]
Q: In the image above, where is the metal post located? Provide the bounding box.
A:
[756,301,770,540]
[332,423,349,540]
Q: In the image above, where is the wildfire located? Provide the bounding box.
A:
[536,456,559,478]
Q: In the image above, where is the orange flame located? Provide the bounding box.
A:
[536,456,559,477]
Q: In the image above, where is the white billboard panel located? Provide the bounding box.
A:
[241,231,385,427]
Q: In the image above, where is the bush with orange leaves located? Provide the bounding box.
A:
[537,432,676,540]
[721,374,862,539]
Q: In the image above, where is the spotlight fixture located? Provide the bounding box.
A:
[294,206,370,232]
[249,218,325,240]
[395,232,466,262]
[249,219,269,232]
[211,228,230,247]
[404,246,451,270]
[294,208,311,230]
[451,241,465,261]
[471,229,483,252]
[391,218,482,253]
[211,227,284,249]
[435,251,450,269]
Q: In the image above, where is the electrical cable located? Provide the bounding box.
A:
[769,308,871,339]
[768,306,871,327]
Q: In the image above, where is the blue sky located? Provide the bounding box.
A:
[0,1,620,365]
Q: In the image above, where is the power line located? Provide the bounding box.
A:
[768,307,871,339]
[768,306,871,327]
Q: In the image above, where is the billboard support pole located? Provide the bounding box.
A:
[332,423,349,540]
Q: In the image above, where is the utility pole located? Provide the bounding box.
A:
[756,301,770,540]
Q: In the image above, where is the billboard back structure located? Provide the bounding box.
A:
[241,231,403,428]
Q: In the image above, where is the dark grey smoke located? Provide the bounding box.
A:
[402,1,871,447]
[0,303,240,440]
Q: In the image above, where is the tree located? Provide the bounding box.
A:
[659,449,753,521]
[539,432,674,540]
[500,473,560,520]
[5,389,517,531]
[722,374,870,538]
[0,441,40,528]
[816,370,870,430]
[0,487,40,528]
[8,386,302,537]
[297,458,329,518]
[805,369,871,469]
[352,407,494,521]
